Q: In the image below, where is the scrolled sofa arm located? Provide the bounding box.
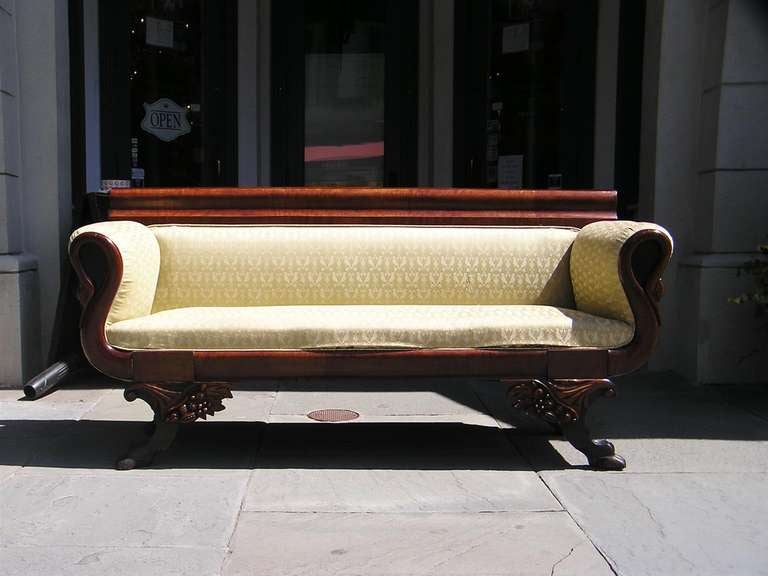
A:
[69,221,160,379]
[571,220,673,371]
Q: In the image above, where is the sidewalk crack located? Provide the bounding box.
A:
[550,546,574,576]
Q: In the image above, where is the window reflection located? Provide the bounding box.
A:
[304,1,386,186]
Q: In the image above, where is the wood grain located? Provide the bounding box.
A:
[108,187,617,227]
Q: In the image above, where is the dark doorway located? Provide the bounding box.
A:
[99,0,237,187]
[272,0,418,187]
[454,0,598,190]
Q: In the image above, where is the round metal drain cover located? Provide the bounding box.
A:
[307,409,360,422]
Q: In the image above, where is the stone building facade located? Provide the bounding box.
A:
[0,0,766,387]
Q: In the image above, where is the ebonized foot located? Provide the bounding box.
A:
[116,421,179,470]
[561,423,626,470]
[506,378,626,470]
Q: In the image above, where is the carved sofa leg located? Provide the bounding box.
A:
[506,378,626,471]
[116,382,232,470]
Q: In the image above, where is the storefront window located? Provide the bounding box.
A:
[99,0,235,187]
[129,1,202,186]
[272,0,417,187]
[454,0,598,189]
[304,1,387,186]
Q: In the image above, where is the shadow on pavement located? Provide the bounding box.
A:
[3,370,766,472]
[0,420,560,471]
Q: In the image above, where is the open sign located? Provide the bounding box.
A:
[141,98,192,142]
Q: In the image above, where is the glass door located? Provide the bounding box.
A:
[99,0,236,187]
[454,0,598,189]
[272,0,418,187]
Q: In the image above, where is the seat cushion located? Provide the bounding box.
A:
[106,305,634,350]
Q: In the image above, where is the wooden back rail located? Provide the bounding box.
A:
[108,187,617,226]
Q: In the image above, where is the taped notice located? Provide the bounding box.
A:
[498,155,524,189]
[502,23,530,54]
[146,17,174,49]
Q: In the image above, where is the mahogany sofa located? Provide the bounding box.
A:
[69,188,672,470]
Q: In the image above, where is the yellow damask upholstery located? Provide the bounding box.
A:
[571,221,672,324]
[106,305,634,350]
[150,225,577,310]
[69,221,160,326]
[69,221,670,351]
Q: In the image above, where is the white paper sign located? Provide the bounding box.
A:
[486,133,498,162]
[498,155,524,189]
[100,179,131,192]
[146,17,174,48]
[502,23,530,54]
[141,98,191,142]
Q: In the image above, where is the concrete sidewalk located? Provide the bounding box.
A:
[1,372,767,575]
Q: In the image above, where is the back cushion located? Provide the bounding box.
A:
[150,225,577,311]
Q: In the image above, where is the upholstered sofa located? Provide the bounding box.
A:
[69,188,672,470]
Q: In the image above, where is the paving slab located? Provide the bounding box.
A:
[0,473,248,548]
[591,373,768,447]
[223,511,613,576]
[520,435,768,473]
[0,390,26,402]
[20,420,260,475]
[0,418,80,444]
[80,388,154,421]
[0,463,20,484]
[0,435,52,484]
[0,545,227,576]
[267,412,499,427]
[541,470,768,576]
[716,381,768,422]
[0,420,133,471]
[82,388,277,423]
[510,371,768,473]
[244,468,560,513]
[207,389,276,422]
[0,389,111,404]
[258,421,527,470]
[0,388,109,421]
[271,378,487,416]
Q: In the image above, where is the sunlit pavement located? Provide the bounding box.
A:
[1,372,767,575]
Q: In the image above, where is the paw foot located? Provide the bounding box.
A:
[116,448,158,469]
[116,456,141,470]
[591,439,616,457]
[590,453,626,471]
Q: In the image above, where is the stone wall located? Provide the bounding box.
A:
[684,0,768,383]
[0,0,71,387]
[0,0,41,387]
[0,0,765,386]
[644,0,768,383]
